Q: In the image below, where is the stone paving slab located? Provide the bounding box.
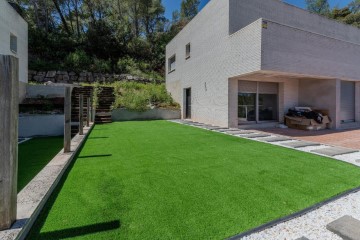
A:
[223,129,246,132]
[216,128,231,132]
[295,237,310,240]
[326,215,360,240]
[311,147,358,157]
[244,133,272,139]
[282,141,321,148]
[228,130,255,135]
[260,136,292,143]
[204,126,224,130]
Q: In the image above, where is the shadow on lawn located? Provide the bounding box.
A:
[38,220,120,239]
[26,134,120,239]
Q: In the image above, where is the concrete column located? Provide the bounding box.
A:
[335,79,341,129]
[79,94,84,135]
[278,82,285,123]
[64,87,72,153]
[228,78,238,128]
[0,55,19,230]
[86,97,90,127]
[355,82,360,123]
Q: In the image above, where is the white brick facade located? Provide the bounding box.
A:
[166,0,360,129]
[0,0,28,100]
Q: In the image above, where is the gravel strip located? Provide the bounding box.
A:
[240,190,360,240]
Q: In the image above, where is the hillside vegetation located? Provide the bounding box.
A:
[13,0,201,80]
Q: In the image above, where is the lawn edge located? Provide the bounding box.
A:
[227,186,360,239]
[0,124,95,240]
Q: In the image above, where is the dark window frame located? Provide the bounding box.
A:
[185,43,191,59]
[10,33,17,54]
[168,54,176,73]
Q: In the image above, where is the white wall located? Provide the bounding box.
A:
[229,0,360,44]
[166,0,263,127]
[19,115,64,137]
[26,85,66,98]
[0,0,28,85]
[166,0,360,127]
[298,79,338,128]
[261,21,360,81]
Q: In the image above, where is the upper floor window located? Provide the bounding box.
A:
[186,43,191,59]
[10,34,17,54]
[168,55,176,73]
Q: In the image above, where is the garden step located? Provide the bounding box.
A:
[282,141,321,148]
[326,215,360,240]
[311,147,358,157]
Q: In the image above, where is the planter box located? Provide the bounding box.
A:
[112,109,181,121]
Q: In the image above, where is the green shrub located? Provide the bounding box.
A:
[112,82,179,112]
[92,82,102,109]
[64,50,92,72]
[116,57,165,81]
[91,58,112,73]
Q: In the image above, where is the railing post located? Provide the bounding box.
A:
[0,55,19,230]
[64,87,72,152]
[87,97,90,127]
[79,94,84,135]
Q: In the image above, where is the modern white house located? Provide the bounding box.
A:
[0,0,28,101]
[166,0,360,129]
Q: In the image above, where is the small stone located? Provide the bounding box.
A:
[46,71,56,78]
[33,75,45,82]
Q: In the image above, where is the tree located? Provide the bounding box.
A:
[306,0,330,15]
[349,0,360,13]
[180,0,200,20]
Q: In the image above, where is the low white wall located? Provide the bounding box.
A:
[112,109,181,121]
[26,85,65,98]
[19,114,64,137]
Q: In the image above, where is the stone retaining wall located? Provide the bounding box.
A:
[28,70,163,84]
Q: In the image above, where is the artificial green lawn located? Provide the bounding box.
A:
[18,137,63,192]
[28,121,360,239]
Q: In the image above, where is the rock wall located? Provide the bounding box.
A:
[28,70,163,84]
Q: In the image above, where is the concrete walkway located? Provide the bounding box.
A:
[170,120,360,240]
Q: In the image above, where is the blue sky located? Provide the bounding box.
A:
[163,0,353,20]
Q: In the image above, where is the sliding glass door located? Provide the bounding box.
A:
[238,93,256,122]
[238,81,278,124]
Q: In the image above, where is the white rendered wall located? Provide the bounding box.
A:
[166,0,360,127]
[0,0,28,84]
[261,21,360,81]
[166,0,262,127]
[229,0,360,45]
